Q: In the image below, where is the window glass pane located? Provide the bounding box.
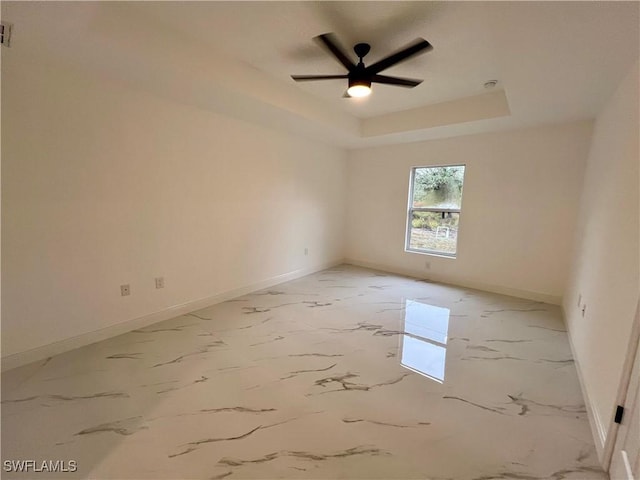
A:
[408,212,460,255]
[412,166,465,209]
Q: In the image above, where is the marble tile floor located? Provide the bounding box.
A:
[2,265,607,479]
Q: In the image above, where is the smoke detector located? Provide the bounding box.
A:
[484,80,498,89]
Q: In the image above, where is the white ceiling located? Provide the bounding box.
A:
[131,1,501,119]
[3,1,639,148]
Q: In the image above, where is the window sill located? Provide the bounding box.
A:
[405,248,457,259]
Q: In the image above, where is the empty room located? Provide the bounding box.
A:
[1,1,639,479]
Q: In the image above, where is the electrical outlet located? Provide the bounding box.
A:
[1,23,13,47]
[304,247,308,256]
[120,284,130,296]
[155,277,165,289]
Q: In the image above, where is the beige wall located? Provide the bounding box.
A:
[345,121,593,303]
[563,61,640,453]
[1,49,346,359]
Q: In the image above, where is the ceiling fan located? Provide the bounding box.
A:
[291,33,433,98]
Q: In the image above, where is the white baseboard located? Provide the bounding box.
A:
[561,304,607,464]
[345,258,562,305]
[1,259,343,372]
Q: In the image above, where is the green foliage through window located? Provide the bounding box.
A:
[407,165,465,256]
[412,166,464,209]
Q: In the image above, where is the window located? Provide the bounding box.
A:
[406,165,466,257]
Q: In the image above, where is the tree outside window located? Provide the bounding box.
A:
[406,165,465,256]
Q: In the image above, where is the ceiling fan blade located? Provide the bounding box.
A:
[291,74,349,82]
[314,33,356,71]
[371,74,423,88]
[365,38,433,75]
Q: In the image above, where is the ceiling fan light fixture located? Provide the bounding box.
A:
[291,34,432,98]
[347,79,372,97]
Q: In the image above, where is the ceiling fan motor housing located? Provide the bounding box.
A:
[349,64,371,89]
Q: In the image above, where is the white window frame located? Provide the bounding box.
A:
[405,164,466,258]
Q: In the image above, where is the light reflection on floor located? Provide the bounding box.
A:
[400,299,450,382]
